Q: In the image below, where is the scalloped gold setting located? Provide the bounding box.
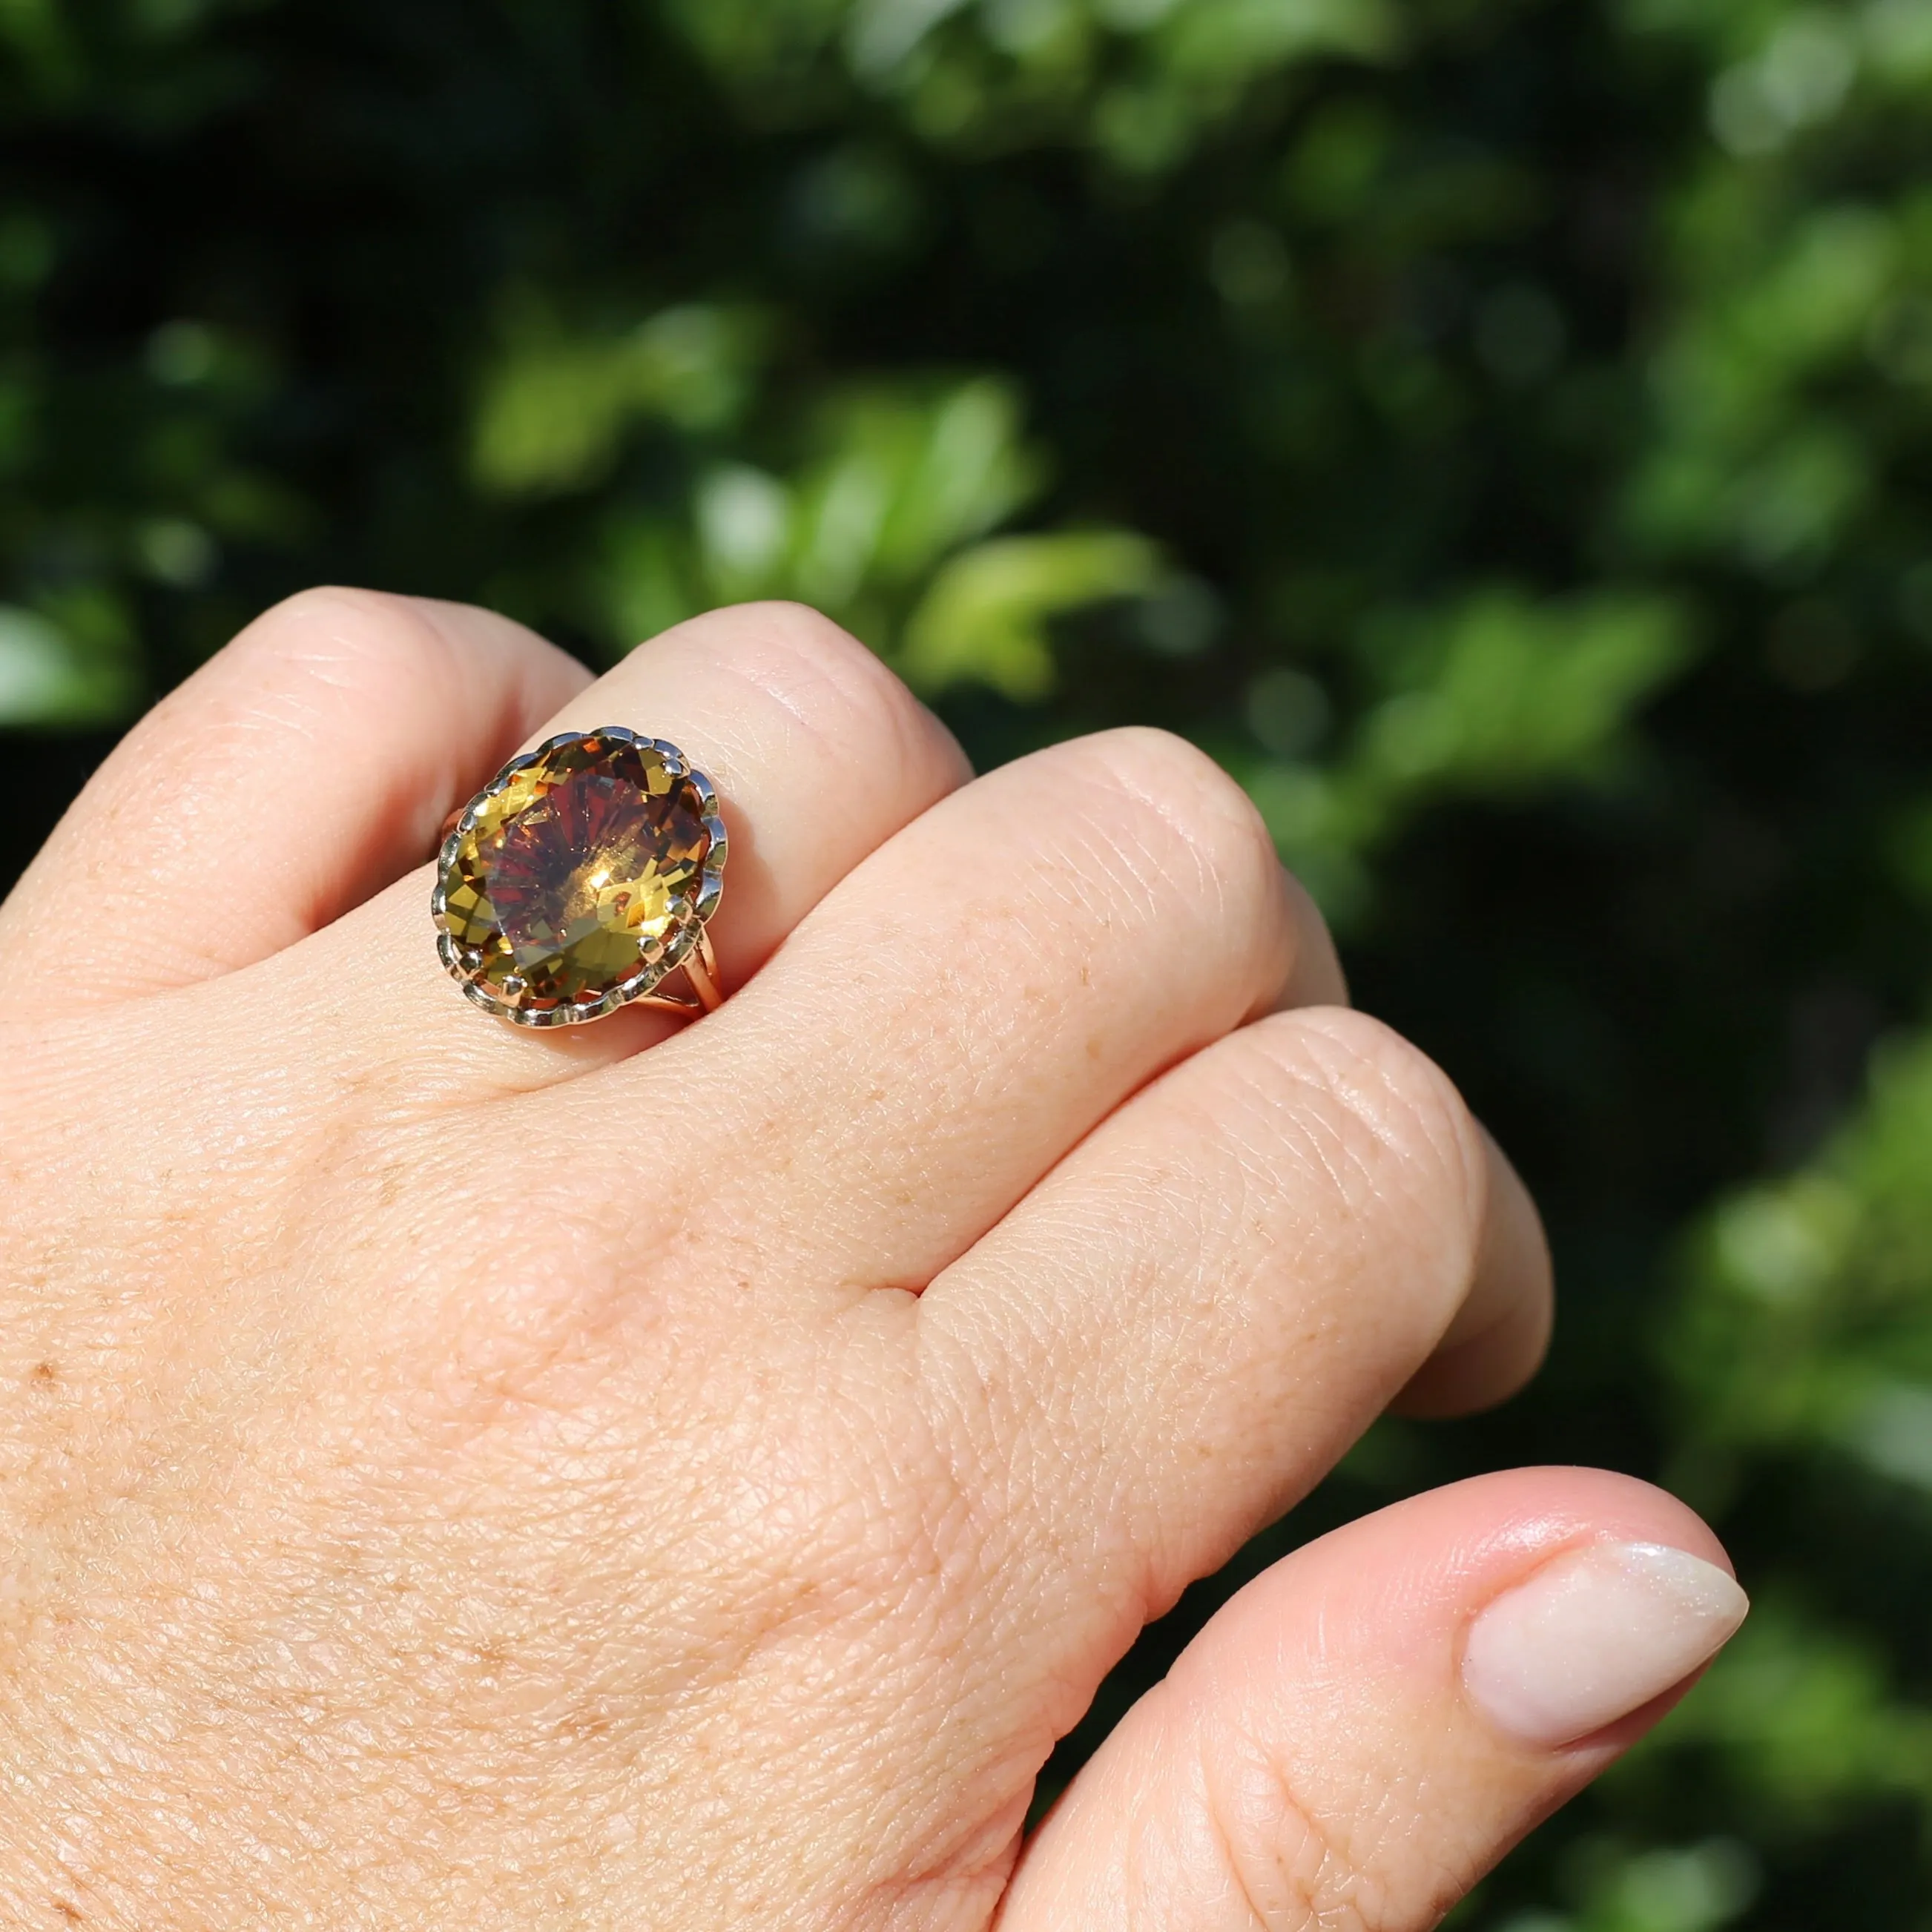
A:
[432,728,727,1027]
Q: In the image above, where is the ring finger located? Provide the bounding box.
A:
[159,598,978,1098]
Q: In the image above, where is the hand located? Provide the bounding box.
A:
[0,592,1745,1929]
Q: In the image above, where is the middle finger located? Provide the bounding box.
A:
[567,726,1332,1296]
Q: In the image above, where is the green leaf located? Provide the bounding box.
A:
[0,603,136,728]
[472,305,764,497]
[897,529,1163,697]
[1353,588,1693,799]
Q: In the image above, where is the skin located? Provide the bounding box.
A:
[0,591,1727,1930]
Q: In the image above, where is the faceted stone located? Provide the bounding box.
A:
[436,731,716,1018]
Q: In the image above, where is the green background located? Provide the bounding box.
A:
[4,0,1931,1922]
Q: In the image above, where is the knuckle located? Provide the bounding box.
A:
[712,599,899,712]
[123,586,452,772]
[192,589,575,764]
[713,597,876,674]
[194,585,458,727]
[700,599,969,788]
[239,583,435,667]
[1096,725,1274,850]
[1242,1007,1487,1282]
[1058,725,1284,909]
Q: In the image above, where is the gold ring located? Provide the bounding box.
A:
[432,728,727,1027]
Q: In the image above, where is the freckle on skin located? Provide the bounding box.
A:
[30,1362,56,1390]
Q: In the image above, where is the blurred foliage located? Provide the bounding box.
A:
[4,0,1932,1922]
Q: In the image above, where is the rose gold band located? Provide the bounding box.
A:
[631,928,722,1017]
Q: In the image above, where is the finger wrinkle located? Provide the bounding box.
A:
[1251,1015,1486,1255]
[1072,731,1282,931]
[1195,1722,1392,1932]
[1050,767,1230,929]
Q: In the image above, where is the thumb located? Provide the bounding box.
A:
[995,1467,1747,1930]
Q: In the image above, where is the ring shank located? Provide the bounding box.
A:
[632,928,722,1017]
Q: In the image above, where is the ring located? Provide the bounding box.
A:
[432,728,728,1028]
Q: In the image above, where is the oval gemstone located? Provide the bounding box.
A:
[436,732,716,1018]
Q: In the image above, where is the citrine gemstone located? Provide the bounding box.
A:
[435,731,720,1021]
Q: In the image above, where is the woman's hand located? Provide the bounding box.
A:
[0,592,1744,1930]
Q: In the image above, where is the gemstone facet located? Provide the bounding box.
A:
[433,729,726,1025]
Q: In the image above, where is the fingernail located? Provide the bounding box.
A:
[1463,1540,1749,1748]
